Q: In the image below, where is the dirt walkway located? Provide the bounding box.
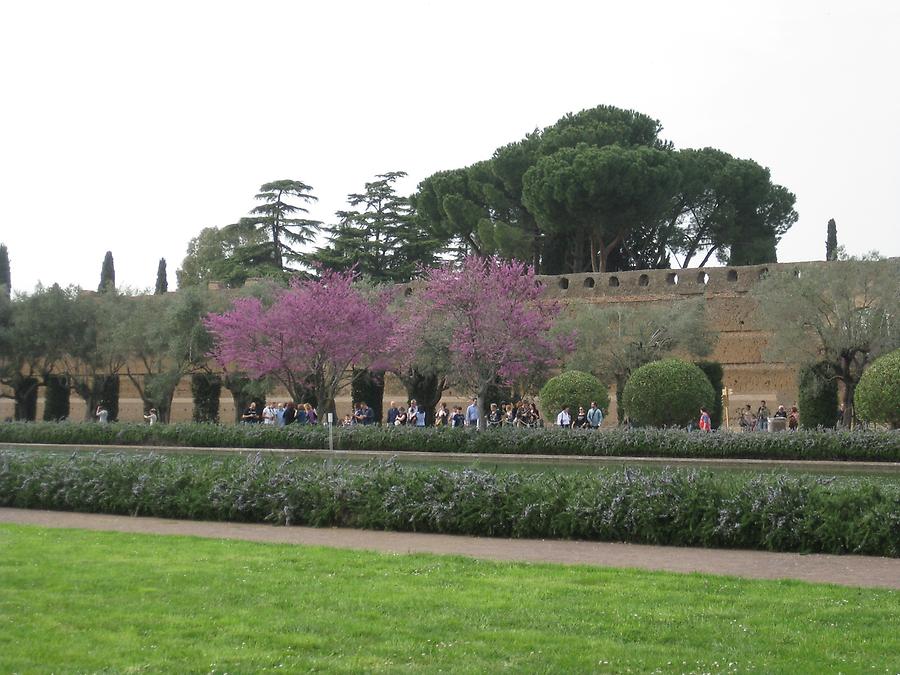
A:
[2,508,898,589]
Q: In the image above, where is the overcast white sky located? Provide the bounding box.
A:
[1,0,898,293]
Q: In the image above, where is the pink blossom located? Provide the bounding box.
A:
[397,256,574,421]
[205,270,393,420]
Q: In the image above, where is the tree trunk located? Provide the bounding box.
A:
[842,381,856,428]
[13,377,39,421]
[598,234,624,274]
[837,354,857,428]
[532,219,541,272]
[615,374,627,424]
[401,368,446,426]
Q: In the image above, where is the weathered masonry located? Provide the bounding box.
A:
[531,261,817,421]
[0,259,862,425]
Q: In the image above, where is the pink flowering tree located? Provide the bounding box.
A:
[401,256,573,424]
[204,269,393,422]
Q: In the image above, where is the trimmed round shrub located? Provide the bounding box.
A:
[855,349,900,429]
[797,362,839,429]
[538,370,609,421]
[622,358,716,427]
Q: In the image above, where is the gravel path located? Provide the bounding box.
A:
[2,507,898,589]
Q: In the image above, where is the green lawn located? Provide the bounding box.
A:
[0,525,897,673]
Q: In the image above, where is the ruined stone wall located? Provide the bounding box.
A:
[1,260,839,426]
[534,261,823,423]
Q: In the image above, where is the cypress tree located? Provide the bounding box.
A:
[351,369,385,423]
[0,243,10,299]
[191,373,221,423]
[14,377,39,421]
[98,251,116,293]
[798,362,839,428]
[695,361,724,429]
[43,375,71,421]
[826,219,838,261]
[155,258,168,294]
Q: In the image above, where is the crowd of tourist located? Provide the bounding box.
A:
[240,401,319,426]
[735,400,799,432]
[210,397,813,432]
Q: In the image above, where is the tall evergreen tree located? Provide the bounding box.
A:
[239,180,321,271]
[0,244,10,299]
[155,258,168,294]
[309,172,441,283]
[826,218,838,261]
[98,251,115,293]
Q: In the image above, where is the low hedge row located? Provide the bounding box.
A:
[1,422,899,462]
[1,450,898,556]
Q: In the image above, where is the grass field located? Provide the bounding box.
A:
[1,525,897,673]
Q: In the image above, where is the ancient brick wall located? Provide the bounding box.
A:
[533,261,823,424]
[0,260,848,427]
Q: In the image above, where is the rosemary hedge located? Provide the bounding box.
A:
[1,451,897,556]
[1,422,898,462]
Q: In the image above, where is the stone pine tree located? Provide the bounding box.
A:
[155,258,168,294]
[0,243,10,299]
[826,218,838,261]
[98,251,115,293]
[239,180,322,271]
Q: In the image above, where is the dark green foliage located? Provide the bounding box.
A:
[695,361,724,429]
[0,243,9,299]
[3,422,898,462]
[826,218,838,261]
[1,450,897,556]
[42,375,70,421]
[413,105,797,273]
[855,349,900,428]
[98,251,115,293]
[154,258,168,294]
[350,369,384,424]
[13,377,38,421]
[176,224,284,289]
[309,172,442,283]
[92,375,119,422]
[622,359,715,427]
[191,373,221,424]
[538,371,609,421]
[239,180,322,271]
[483,378,514,409]
[798,362,839,429]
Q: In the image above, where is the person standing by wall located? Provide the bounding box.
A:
[756,400,770,431]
